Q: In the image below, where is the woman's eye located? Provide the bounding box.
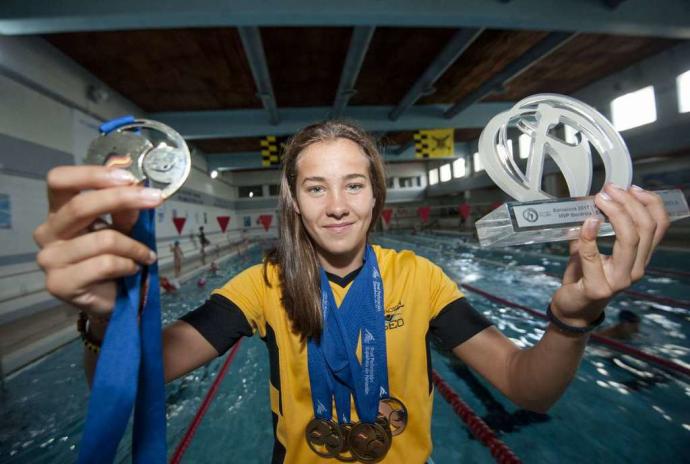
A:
[307,186,325,194]
[347,183,364,192]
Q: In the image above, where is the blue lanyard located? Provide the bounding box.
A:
[78,117,166,463]
[307,245,389,424]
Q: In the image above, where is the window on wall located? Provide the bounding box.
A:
[440,163,452,182]
[518,134,531,159]
[238,185,264,198]
[386,177,395,189]
[611,86,657,131]
[677,70,690,113]
[399,176,421,188]
[473,152,484,172]
[428,169,439,186]
[453,157,466,178]
[564,125,579,144]
[268,184,280,196]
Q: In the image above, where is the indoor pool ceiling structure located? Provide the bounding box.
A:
[1,0,689,170]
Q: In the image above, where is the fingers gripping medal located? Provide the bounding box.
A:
[85,117,191,199]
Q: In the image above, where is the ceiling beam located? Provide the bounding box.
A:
[238,26,279,125]
[389,28,483,121]
[1,0,690,38]
[444,32,575,119]
[332,26,375,118]
[150,103,513,139]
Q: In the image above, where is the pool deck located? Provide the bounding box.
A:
[0,240,251,380]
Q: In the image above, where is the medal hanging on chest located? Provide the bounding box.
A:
[305,245,408,463]
[78,116,190,464]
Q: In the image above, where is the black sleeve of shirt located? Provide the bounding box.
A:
[429,298,493,351]
[179,294,253,356]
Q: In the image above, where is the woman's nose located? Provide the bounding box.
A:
[325,191,349,218]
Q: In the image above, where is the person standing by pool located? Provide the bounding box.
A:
[33,120,670,463]
[170,240,184,278]
[198,226,210,265]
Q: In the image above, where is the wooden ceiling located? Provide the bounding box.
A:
[44,27,679,154]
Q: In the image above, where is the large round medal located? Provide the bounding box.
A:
[85,119,191,200]
[378,397,408,436]
[305,418,345,458]
[348,422,392,463]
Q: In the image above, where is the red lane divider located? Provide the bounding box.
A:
[647,267,690,280]
[171,339,243,464]
[621,289,690,310]
[459,283,690,378]
[432,370,522,464]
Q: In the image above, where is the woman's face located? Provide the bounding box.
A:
[294,138,375,263]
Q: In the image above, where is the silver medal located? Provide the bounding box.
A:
[85,119,191,199]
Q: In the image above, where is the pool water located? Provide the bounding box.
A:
[1,235,689,463]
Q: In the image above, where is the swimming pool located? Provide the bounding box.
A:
[1,235,688,463]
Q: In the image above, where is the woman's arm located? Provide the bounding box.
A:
[452,184,669,412]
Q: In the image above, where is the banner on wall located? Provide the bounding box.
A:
[414,128,454,159]
[217,216,231,233]
[418,206,431,223]
[258,214,273,231]
[172,217,187,235]
[381,209,393,225]
[458,203,471,220]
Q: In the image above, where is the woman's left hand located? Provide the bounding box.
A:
[550,183,670,327]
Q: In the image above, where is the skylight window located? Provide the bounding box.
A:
[677,70,690,113]
[453,157,466,178]
[611,86,657,131]
[440,163,452,182]
[428,168,439,186]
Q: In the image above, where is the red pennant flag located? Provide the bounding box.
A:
[217,216,230,233]
[258,214,273,232]
[381,209,393,225]
[418,206,431,223]
[172,217,187,235]
[458,203,471,220]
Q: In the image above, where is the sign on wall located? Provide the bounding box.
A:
[0,193,11,229]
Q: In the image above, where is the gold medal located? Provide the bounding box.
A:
[378,397,408,436]
[305,418,344,458]
[348,422,392,463]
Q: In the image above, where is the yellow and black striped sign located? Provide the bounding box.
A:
[414,128,454,159]
[260,136,281,166]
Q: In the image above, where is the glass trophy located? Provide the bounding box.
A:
[474,94,690,247]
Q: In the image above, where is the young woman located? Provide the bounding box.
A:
[33,120,669,463]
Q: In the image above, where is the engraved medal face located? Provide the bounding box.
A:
[85,119,191,200]
[305,418,344,458]
[85,132,151,181]
[348,422,392,463]
[378,397,408,436]
[478,94,633,202]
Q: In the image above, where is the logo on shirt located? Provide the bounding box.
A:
[385,301,405,331]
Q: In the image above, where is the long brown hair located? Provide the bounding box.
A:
[264,120,387,339]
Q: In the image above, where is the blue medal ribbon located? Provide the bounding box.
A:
[78,118,166,463]
[307,245,389,425]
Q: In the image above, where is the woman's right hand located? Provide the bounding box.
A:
[33,166,164,318]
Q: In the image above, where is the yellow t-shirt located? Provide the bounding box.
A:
[210,245,466,463]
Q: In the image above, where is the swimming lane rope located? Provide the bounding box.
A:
[460,282,690,378]
[431,370,522,464]
[170,339,244,464]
